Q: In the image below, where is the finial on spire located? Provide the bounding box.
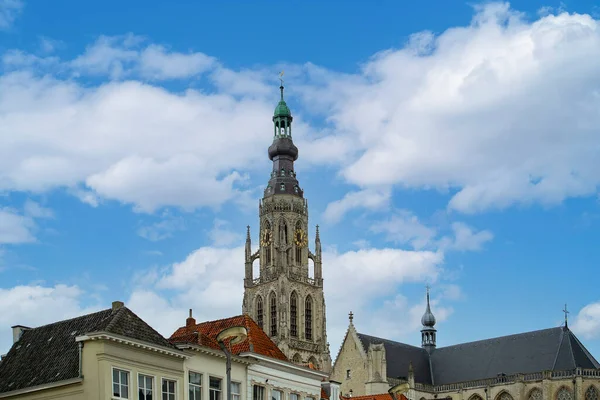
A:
[246,225,251,241]
[315,225,320,241]
[563,303,570,328]
[349,311,354,324]
[421,285,436,328]
[279,71,285,99]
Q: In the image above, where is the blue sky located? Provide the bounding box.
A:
[1,0,600,362]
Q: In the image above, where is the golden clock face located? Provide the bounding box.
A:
[294,228,307,247]
[260,228,272,246]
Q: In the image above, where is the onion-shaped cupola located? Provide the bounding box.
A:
[265,83,303,199]
[421,286,437,353]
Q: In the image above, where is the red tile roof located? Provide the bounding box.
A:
[340,394,407,400]
[170,314,288,361]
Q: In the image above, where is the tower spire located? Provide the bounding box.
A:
[421,285,437,353]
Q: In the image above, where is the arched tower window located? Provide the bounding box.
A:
[270,292,277,337]
[256,295,263,329]
[586,386,599,400]
[290,291,298,337]
[263,220,272,266]
[557,387,573,400]
[528,389,542,400]
[305,295,313,341]
[295,221,302,264]
[308,356,318,370]
[468,395,483,400]
[292,353,302,364]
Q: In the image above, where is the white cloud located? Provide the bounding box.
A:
[137,212,185,242]
[323,188,390,223]
[0,284,97,353]
[23,200,54,219]
[371,209,437,249]
[438,222,493,252]
[571,302,600,339]
[0,207,35,244]
[301,4,600,214]
[0,0,22,30]
[208,219,243,247]
[70,35,216,80]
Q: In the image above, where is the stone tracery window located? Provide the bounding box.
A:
[468,395,483,400]
[528,389,542,400]
[497,392,514,400]
[270,292,277,337]
[586,386,599,400]
[256,295,263,329]
[290,291,298,337]
[305,295,313,341]
[557,387,573,400]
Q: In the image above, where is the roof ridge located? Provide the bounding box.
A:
[195,314,245,327]
[552,327,567,370]
[567,329,600,368]
[438,326,563,350]
[357,332,423,350]
[19,308,111,331]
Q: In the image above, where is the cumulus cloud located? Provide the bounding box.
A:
[0,284,98,353]
[439,222,493,252]
[0,207,35,244]
[306,4,600,214]
[323,188,391,223]
[137,211,185,242]
[572,302,600,339]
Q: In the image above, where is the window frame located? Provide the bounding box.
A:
[111,366,131,400]
[290,292,298,338]
[290,393,300,400]
[253,384,266,400]
[271,389,283,400]
[231,381,242,400]
[305,295,313,341]
[189,371,203,400]
[161,377,177,400]
[270,292,277,337]
[209,375,223,400]
[137,372,155,400]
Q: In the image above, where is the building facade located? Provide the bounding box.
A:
[241,84,332,372]
[331,292,600,400]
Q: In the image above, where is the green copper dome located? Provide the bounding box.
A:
[274,100,291,117]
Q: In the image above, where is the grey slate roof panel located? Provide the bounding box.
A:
[358,326,599,387]
[431,327,565,385]
[0,306,174,394]
[357,333,432,385]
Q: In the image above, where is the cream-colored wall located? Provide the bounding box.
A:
[330,331,368,397]
[247,362,323,400]
[1,339,185,400]
[95,340,185,400]
[183,350,248,400]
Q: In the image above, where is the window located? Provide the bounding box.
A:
[253,385,265,400]
[528,389,542,400]
[162,379,176,400]
[209,377,222,400]
[587,387,599,400]
[346,369,351,379]
[290,292,298,337]
[189,372,202,400]
[271,390,282,400]
[256,296,264,329]
[280,183,285,191]
[113,368,129,399]
[291,394,300,400]
[557,388,573,400]
[231,382,241,400]
[270,292,277,336]
[305,295,313,340]
[139,374,154,400]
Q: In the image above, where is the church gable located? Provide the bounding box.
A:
[331,319,369,396]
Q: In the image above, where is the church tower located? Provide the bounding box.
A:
[242,83,332,372]
[420,286,437,354]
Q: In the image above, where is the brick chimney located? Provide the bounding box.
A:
[186,309,196,327]
[112,301,124,311]
[11,325,30,344]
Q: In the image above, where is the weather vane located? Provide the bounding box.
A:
[563,303,569,327]
[279,70,284,86]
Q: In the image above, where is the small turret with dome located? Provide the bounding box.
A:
[421,286,437,353]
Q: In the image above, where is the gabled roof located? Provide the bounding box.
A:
[357,326,600,387]
[170,314,288,362]
[357,333,432,385]
[0,305,175,394]
[431,326,600,385]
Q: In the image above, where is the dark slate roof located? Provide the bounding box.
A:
[358,326,600,387]
[357,333,432,385]
[0,306,175,394]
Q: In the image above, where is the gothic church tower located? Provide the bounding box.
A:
[242,84,332,372]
